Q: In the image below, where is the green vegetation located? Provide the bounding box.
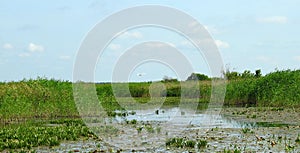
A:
[165,137,207,149]
[225,69,300,107]
[223,147,242,153]
[0,119,95,151]
[0,78,77,121]
[241,128,252,134]
[0,69,299,150]
[186,73,210,81]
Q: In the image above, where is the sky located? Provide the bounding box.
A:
[0,0,300,82]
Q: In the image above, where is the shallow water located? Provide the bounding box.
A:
[114,107,245,128]
[37,107,300,152]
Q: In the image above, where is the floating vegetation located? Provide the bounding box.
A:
[0,119,95,151]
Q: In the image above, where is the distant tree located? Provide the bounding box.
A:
[162,75,178,82]
[241,70,254,79]
[255,69,262,78]
[186,73,210,81]
[224,71,239,80]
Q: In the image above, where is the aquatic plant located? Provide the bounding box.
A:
[196,139,208,149]
[241,128,252,134]
[165,137,207,149]
[0,119,95,151]
[223,147,242,153]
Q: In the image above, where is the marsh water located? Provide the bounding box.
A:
[37,106,300,152]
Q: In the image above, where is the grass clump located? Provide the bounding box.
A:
[223,148,242,153]
[165,137,207,149]
[241,128,252,134]
[196,139,208,149]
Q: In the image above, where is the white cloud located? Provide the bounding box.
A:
[108,43,121,50]
[119,31,143,39]
[18,53,30,57]
[28,43,44,52]
[59,55,71,60]
[256,16,288,24]
[3,43,14,50]
[215,40,230,49]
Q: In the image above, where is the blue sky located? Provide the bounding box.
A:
[1,0,300,82]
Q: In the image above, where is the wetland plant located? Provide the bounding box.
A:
[165,137,207,149]
[223,147,242,153]
[196,139,207,149]
[145,125,155,133]
[126,119,137,124]
[241,128,252,134]
[136,127,143,134]
[185,140,196,148]
[156,127,161,133]
[0,119,95,151]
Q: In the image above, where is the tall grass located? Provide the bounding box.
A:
[256,69,300,106]
[0,69,299,122]
[225,69,300,107]
[0,78,78,122]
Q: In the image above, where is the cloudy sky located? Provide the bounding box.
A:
[1,0,299,82]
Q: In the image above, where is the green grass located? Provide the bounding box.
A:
[165,137,207,149]
[1,69,299,122]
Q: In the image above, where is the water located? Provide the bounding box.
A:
[114,107,244,128]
